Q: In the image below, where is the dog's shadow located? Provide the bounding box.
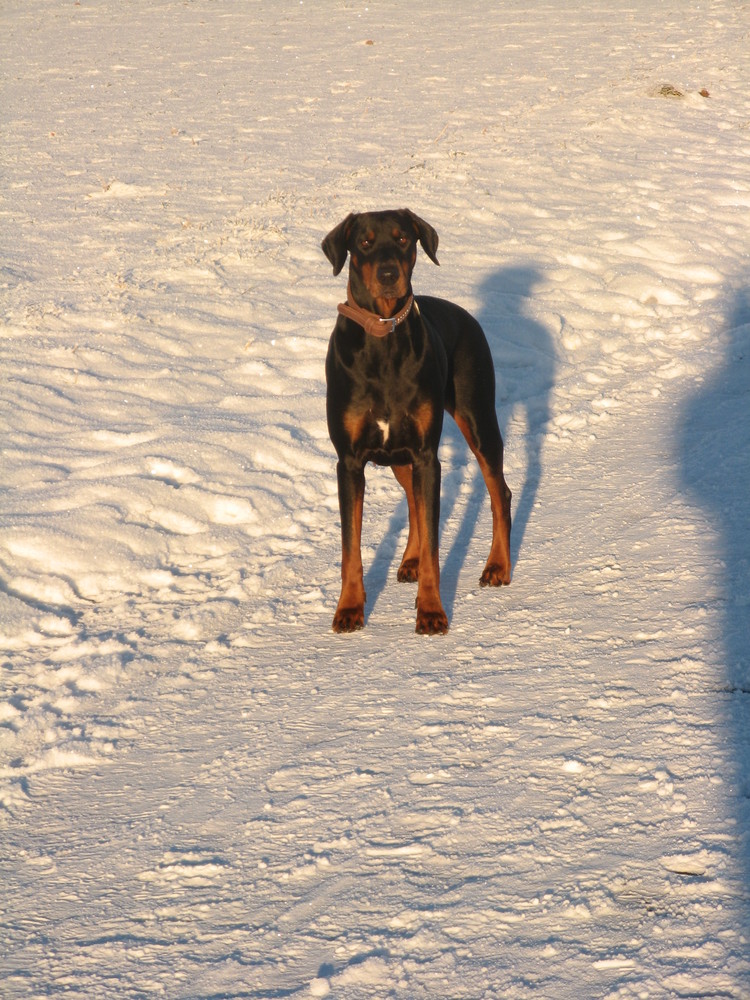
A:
[364,265,555,622]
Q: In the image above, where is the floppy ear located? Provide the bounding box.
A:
[321,213,356,276]
[405,209,440,265]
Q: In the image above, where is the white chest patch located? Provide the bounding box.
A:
[376,419,390,444]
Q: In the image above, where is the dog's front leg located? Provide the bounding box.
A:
[412,455,449,635]
[332,458,366,632]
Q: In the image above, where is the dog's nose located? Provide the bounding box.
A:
[377,263,400,285]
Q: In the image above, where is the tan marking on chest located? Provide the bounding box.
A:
[343,408,369,444]
[412,400,435,437]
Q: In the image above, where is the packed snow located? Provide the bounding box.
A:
[1,1,749,997]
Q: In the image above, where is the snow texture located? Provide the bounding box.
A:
[1,1,749,997]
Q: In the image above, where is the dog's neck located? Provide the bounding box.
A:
[338,281,414,338]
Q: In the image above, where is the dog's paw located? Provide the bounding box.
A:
[397,558,419,583]
[415,608,449,635]
[332,606,365,632]
[480,563,512,587]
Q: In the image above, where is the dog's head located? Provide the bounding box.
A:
[322,209,439,308]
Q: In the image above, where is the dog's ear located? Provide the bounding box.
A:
[404,210,440,266]
[321,214,356,276]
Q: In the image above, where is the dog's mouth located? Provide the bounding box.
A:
[374,280,408,301]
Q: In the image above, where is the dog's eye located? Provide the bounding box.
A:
[397,235,409,247]
[360,239,372,250]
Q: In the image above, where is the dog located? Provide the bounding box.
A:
[322,209,511,634]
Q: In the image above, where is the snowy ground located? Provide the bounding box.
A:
[2,1,750,997]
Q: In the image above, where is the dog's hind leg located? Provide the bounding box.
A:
[453,410,512,587]
[392,464,420,582]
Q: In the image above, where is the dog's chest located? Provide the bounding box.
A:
[342,387,438,465]
[328,317,446,464]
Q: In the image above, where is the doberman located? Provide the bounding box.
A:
[322,209,512,634]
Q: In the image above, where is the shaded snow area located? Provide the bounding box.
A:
[2,1,750,997]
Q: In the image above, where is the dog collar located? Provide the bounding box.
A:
[337,284,414,338]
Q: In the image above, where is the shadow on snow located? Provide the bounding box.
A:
[678,286,750,930]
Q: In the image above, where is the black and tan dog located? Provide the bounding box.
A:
[322,209,511,634]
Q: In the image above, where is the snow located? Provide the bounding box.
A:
[1,0,749,996]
